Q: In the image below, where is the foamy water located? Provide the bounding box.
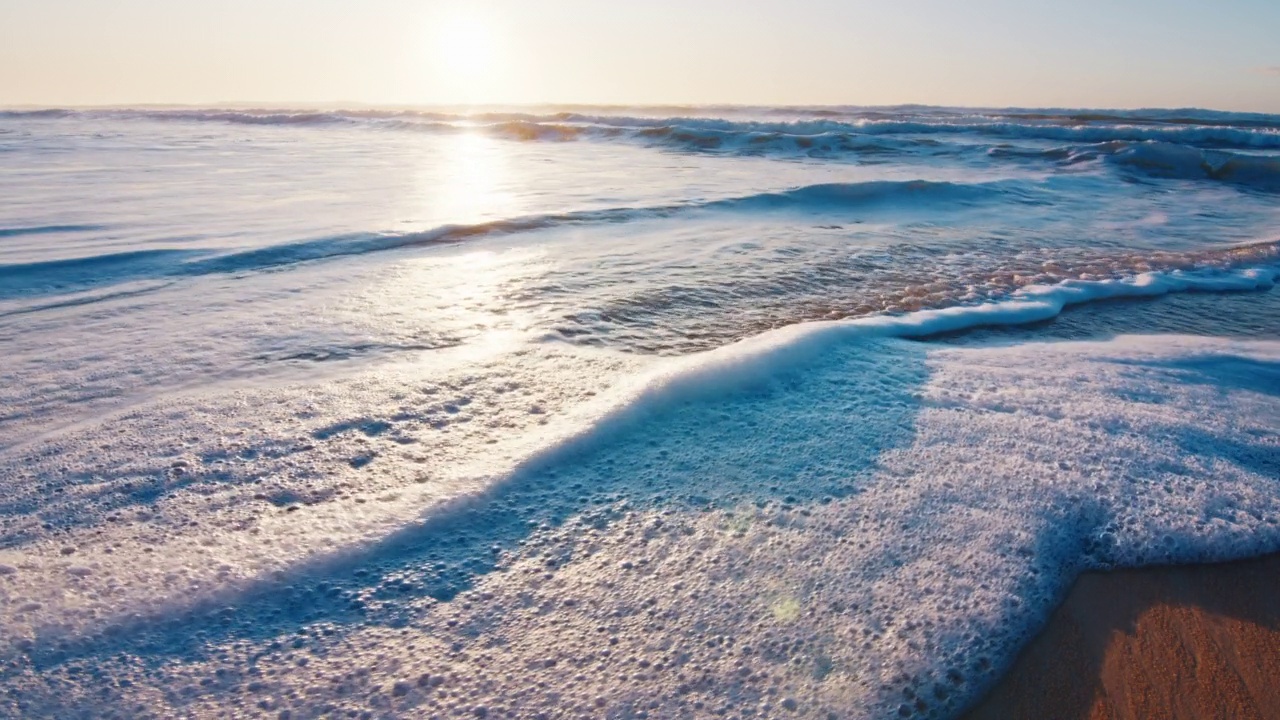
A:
[0,106,1278,719]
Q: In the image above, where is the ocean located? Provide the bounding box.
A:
[1,106,1278,719]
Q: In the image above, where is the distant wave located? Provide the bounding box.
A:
[1107,141,1280,191]
[0,109,74,119]
[703,179,1022,209]
[582,114,1280,150]
[7,107,1280,153]
[0,249,201,302]
[188,180,985,275]
[988,139,1280,192]
[0,179,1027,302]
[1,180,1273,309]
[0,224,109,240]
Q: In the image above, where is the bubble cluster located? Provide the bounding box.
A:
[1,328,1276,719]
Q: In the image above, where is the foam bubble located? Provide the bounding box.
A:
[2,324,1277,719]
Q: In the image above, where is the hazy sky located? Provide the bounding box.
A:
[3,0,1279,111]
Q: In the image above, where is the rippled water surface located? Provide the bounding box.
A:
[1,106,1278,719]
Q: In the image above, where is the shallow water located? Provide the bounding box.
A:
[1,106,1278,719]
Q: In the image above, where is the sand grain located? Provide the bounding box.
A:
[965,553,1280,720]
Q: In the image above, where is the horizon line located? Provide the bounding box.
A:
[3,100,1278,116]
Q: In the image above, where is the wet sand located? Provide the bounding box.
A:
[964,553,1280,720]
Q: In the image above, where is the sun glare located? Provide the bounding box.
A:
[436,14,496,82]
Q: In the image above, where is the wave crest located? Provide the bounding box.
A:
[1108,141,1280,191]
[9,107,1280,154]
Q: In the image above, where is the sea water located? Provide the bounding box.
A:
[0,106,1278,718]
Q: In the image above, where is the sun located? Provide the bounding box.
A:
[436,13,496,81]
[426,9,504,103]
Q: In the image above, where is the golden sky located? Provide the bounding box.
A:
[2,0,1279,111]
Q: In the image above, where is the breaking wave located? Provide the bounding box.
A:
[1108,141,1280,191]
[989,139,1280,192]
[7,107,1280,153]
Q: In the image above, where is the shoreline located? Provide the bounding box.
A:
[963,553,1280,720]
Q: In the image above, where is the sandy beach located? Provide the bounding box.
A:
[965,553,1280,720]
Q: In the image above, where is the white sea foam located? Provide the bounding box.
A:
[1,265,1278,718]
[4,329,1276,719]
